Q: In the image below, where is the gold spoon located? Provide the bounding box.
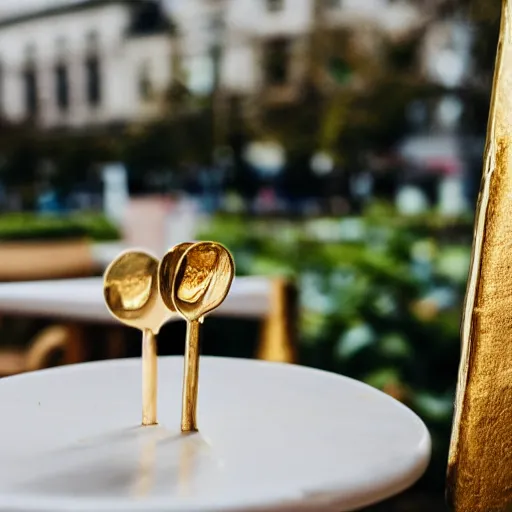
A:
[161,241,234,432]
[104,249,176,426]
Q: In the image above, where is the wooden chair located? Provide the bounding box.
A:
[0,271,298,376]
[0,324,85,377]
[0,238,95,377]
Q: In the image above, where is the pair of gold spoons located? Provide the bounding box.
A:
[103,241,235,432]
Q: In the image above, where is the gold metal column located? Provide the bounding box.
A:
[447,2,512,509]
[256,278,297,364]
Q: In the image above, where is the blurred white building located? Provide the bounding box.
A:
[0,0,441,129]
[172,0,426,98]
[0,0,173,129]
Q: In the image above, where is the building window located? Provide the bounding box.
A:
[264,39,289,85]
[25,43,36,62]
[22,44,38,117]
[323,0,341,8]
[85,55,101,107]
[23,67,38,117]
[0,60,3,116]
[138,63,153,102]
[56,36,67,55]
[86,30,99,50]
[55,63,69,111]
[85,31,101,107]
[209,11,225,35]
[266,0,284,12]
[54,38,69,112]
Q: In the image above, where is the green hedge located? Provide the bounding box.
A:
[0,213,120,242]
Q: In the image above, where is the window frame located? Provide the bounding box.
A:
[266,0,285,13]
[23,45,38,118]
[55,62,70,112]
[263,38,290,86]
[85,31,101,108]
[138,62,154,102]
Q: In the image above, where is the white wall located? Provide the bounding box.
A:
[171,0,423,95]
[0,2,173,128]
[227,0,313,38]
[221,45,258,93]
[0,0,425,126]
[220,0,313,93]
[420,20,474,88]
[169,0,224,95]
[170,0,314,95]
[123,35,173,120]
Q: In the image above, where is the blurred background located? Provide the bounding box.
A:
[0,0,503,509]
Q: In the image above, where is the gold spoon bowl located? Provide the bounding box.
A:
[173,241,235,322]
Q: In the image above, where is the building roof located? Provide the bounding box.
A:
[0,0,172,35]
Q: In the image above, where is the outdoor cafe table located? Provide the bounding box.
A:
[0,276,279,365]
[0,357,431,512]
[0,277,431,511]
[0,276,274,324]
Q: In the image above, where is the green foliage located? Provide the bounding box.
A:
[0,213,120,242]
[199,210,473,492]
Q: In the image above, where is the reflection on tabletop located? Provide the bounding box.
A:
[7,426,222,500]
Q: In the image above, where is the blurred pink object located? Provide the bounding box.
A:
[122,196,172,255]
[122,195,200,255]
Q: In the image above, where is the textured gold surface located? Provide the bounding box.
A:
[447,2,512,509]
[158,242,194,312]
[177,247,218,304]
[256,277,296,364]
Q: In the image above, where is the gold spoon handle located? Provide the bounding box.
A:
[142,328,158,426]
[181,319,201,432]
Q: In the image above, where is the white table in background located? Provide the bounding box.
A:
[0,276,273,324]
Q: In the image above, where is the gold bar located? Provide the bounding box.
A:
[447,2,512,509]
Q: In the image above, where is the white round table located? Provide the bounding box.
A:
[0,357,430,511]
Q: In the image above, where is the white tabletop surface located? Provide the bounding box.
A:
[0,357,431,512]
[0,276,273,323]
